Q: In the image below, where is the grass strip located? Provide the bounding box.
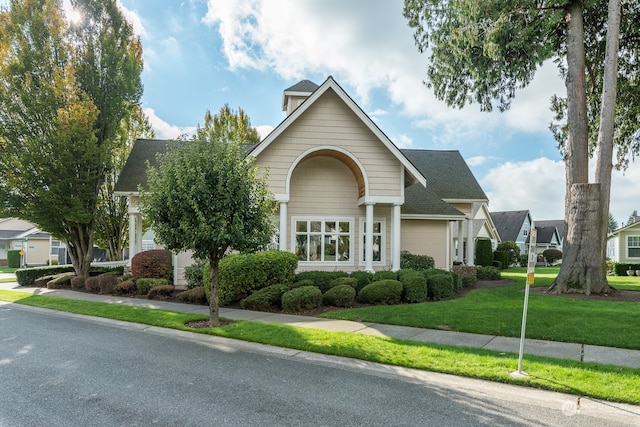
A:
[1,290,639,405]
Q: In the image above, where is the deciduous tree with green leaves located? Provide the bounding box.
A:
[195,104,261,144]
[142,138,276,326]
[0,0,142,276]
[404,0,639,294]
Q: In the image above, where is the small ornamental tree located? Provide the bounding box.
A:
[496,241,521,268]
[543,248,563,265]
[142,138,276,326]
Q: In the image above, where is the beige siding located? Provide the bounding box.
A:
[22,239,50,266]
[450,203,474,216]
[401,219,449,269]
[174,250,194,289]
[256,89,403,197]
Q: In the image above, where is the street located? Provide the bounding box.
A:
[1,302,638,426]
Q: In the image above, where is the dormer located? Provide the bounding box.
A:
[282,79,319,115]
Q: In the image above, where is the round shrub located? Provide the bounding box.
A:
[241,284,289,311]
[323,284,356,307]
[282,286,323,312]
[476,265,502,280]
[147,284,175,299]
[357,280,403,305]
[329,276,358,290]
[71,276,86,291]
[98,274,120,294]
[373,270,397,281]
[136,278,169,295]
[349,271,373,292]
[176,286,207,305]
[427,274,454,301]
[543,248,563,264]
[401,274,426,303]
[450,271,461,293]
[399,251,435,270]
[295,271,348,293]
[462,275,477,288]
[131,249,172,281]
[114,280,135,295]
[289,279,315,289]
[184,259,206,289]
[84,276,101,293]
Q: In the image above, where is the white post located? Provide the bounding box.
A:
[512,228,537,378]
[466,217,474,265]
[135,213,143,254]
[128,213,137,263]
[391,204,401,271]
[279,202,288,251]
[365,203,374,272]
[457,221,464,262]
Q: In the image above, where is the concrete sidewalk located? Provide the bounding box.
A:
[1,279,640,369]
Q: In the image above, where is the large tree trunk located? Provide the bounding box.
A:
[208,255,221,327]
[549,2,609,294]
[66,224,95,278]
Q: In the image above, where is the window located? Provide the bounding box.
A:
[294,218,352,264]
[360,219,385,266]
[50,240,62,256]
[628,236,640,258]
[523,223,529,237]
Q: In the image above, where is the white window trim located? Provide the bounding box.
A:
[359,217,386,267]
[291,216,354,267]
[627,235,640,258]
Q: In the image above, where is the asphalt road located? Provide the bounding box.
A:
[1,303,638,426]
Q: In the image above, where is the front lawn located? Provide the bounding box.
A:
[321,267,640,350]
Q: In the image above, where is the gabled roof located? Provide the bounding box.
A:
[490,210,531,242]
[0,230,25,240]
[402,183,465,218]
[609,219,640,236]
[535,220,565,243]
[114,139,174,195]
[401,149,488,201]
[251,76,426,189]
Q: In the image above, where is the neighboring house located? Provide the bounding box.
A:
[115,77,490,286]
[490,210,534,254]
[607,221,640,263]
[534,220,564,255]
[0,218,63,266]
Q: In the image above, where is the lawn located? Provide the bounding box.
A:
[321,267,640,350]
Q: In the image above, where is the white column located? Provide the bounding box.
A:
[128,212,137,263]
[365,203,374,272]
[466,217,474,265]
[457,221,464,262]
[391,204,401,271]
[135,213,143,254]
[279,202,288,251]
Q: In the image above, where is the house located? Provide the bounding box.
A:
[489,210,534,254]
[607,221,640,263]
[534,220,564,255]
[115,77,490,285]
[0,218,62,266]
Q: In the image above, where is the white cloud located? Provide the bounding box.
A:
[256,125,274,140]
[391,134,414,149]
[144,108,195,139]
[610,165,640,227]
[116,0,147,37]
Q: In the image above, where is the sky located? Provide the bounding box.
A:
[61,0,640,227]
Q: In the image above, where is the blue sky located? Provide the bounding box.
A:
[61,0,640,226]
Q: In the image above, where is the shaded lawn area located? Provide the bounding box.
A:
[321,267,640,350]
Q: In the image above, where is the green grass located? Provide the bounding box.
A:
[321,267,640,350]
[0,288,639,405]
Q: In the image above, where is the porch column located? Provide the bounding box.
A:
[391,203,401,271]
[365,203,374,272]
[128,212,137,263]
[136,214,143,255]
[279,201,288,251]
[457,221,464,262]
[466,217,474,265]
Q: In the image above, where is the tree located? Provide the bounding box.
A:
[403,0,639,294]
[142,138,276,326]
[627,210,640,226]
[608,212,618,233]
[496,241,520,268]
[195,104,261,144]
[0,0,142,276]
[94,106,155,261]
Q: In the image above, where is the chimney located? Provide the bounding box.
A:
[282,79,319,115]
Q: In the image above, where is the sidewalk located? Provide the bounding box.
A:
[1,278,640,369]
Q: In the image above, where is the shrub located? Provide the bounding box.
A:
[401,274,427,303]
[176,286,207,305]
[16,265,75,286]
[34,275,56,287]
[373,270,397,281]
[7,250,21,268]
[493,251,509,270]
[329,276,358,290]
[399,251,434,270]
[323,285,356,307]
[46,272,75,289]
[184,259,206,289]
[357,280,403,305]
[241,284,289,311]
[147,284,175,299]
[450,271,461,292]
[131,249,172,281]
[89,265,125,276]
[120,272,134,282]
[85,276,101,293]
[477,265,502,280]
[136,278,169,295]
[295,271,348,293]
[71,276,86,291]
[98,274,120,294]
[289,279,315,289]
[461,275,477,288]
[427,274,454,301]
[114,280,135,295]
[282,286,323,312]
[475,239,493,267]
[495,241,520,267]
[543,248,563,264]
[348,271,373,293]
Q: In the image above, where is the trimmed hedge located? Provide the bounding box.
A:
[400,273,427,303]
[85,276,101,293]
[323,285,355,307]
[98,274,120,294]
[358,280,403,305]
[147,284,175,299]
[241,284,289,311]
[373,270,397,281]
[427,273,454,301]
[71,276,86,291]
[493,250,509,270]
[614,263,640,276]
[295,271,348,293]
[462,275,478,288]
[176,286,207,304]
[282,286,323,312]
[400,251,435,270]
[15,265,123,286]
[131,249,172,281]
[348,271,373,293]
[7,250,21,268]
[289,279,315,289]
[329,276,358,290]
[136,278,169,295]
[475,239,493,267]
[477,265,502,280]
[114,280,135,295]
